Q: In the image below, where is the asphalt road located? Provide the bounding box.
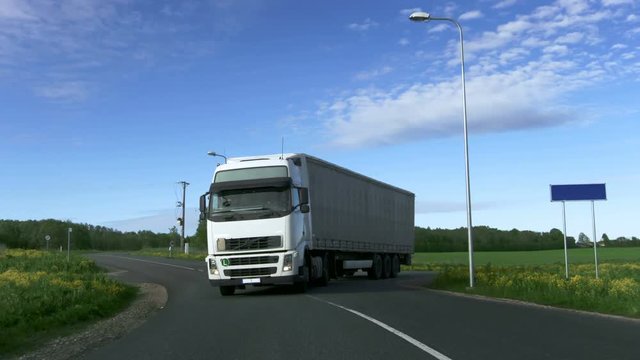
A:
[84,253,640,360]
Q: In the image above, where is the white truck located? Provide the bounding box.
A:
[199,153,414,295]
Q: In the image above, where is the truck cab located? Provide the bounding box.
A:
[200,154,311,295]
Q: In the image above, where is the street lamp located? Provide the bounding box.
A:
[409,11,475,288]
[207,151,227,164]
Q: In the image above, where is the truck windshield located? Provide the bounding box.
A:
[210,185,291,222]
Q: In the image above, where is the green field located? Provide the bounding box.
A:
[411,247,640,267]
[0,249,136,356]
[408,248,640,318]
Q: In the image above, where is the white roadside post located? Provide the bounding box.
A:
[591,201,599,279]
[67,227,72,262]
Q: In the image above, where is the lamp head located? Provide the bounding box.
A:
[409,11,431,22]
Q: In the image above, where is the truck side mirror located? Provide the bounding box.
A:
[199,193,209,220]
[299,187,309,205]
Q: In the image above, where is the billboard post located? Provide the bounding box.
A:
[550,183,606,279]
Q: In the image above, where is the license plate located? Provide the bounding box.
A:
[242,278,260,284]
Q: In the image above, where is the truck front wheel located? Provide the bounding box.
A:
[294,261,310,293]
[317,253,330,286]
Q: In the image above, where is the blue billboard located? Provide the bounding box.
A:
[550,183,607,202]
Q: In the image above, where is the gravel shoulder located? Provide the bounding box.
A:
[15,283,168,360]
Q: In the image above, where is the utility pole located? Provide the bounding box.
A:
[177,181,190,254]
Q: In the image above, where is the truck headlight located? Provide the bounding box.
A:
[283,253,294,272]
[209,258,219,275]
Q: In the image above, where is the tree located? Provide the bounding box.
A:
[577,232,591,247]
[190,218,207,250]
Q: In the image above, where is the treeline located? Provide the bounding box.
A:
[2,219,637,252]
[0,219,179,251]
[415,226,640,252]
[415,226,573,252]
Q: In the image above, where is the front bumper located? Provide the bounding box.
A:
[208,273,304,287]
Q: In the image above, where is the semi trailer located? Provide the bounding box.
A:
[199,153,415,295]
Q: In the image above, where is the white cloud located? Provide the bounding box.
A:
[621,52,635,60]
[428,23,450,33]
[556,32,584,44]
[498,48,530,64]
[321,61,584,147]
[34,81,89,102]
[627,14,638,22]
[557,0,591,15]
[459,10,484,21]
[0,0,227,102]
[493,0,517,9]
[602,0,634,6]
[316,0,636,149]
[400,8,423,16]
[0,0,36,19]
[398,38,410,46]
[347,18,379,32]
[355,66,393,80]
[543,44,569,55]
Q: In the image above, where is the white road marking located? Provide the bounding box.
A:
[308,295,453,360]
[104,255,198,271]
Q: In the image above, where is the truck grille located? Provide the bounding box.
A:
[229,256,279,266]
[225,236,282,251]
[224,267,277,277]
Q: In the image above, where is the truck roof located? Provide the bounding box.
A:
[223,153,414,197]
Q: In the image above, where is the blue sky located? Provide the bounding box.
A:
[1,0,638,240]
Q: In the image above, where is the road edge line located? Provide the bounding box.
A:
[307,295,452,360]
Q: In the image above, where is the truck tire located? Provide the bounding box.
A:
[317,253,330,286]
[368,254,383,280]
[382,254,392,279]
[294,261,310,293]
[219,286,235,296]
[390,254,400,278]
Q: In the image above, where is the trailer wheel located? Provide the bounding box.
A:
[390,254,400,278]
[219,286,235,296]
[368,254,383,280]
[382,254,392,279]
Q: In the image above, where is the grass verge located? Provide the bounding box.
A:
[0,249,137,356]
[407,249,640,318]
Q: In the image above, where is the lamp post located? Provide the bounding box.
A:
[207,151,228,164]
[409,11,475,288]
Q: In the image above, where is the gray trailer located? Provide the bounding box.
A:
[303,155,414,266]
